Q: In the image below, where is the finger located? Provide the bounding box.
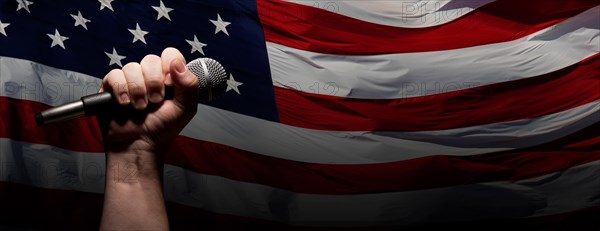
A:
[122,62,147,110]
[160,47,186,86]
[170,58,199,109]
[140,54,165,104]
[102,69,129,105]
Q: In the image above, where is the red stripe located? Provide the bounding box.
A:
[275,54,600,131]
[257,0,599,55]
[0,97,104,153]
[0,182,598,229]
[2,100,600,194]
[167,121,600,194]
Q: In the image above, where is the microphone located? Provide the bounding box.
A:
[34,57,228,126]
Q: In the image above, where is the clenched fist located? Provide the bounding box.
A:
[98,47,199,153]
[99,47,199,230]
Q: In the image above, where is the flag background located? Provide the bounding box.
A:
[0,0,599,229]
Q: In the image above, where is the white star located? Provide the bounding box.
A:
[16,0,33,13]
[128,23,149,44]
[70,11,91,30]
[105,48,126,67]
[0,20,9,36]
[210,14,231,36]
[47,29,68,49]
[186,35,207,55]
[226,74,243,94]
[152,0,173,21]
[98,0,114,11]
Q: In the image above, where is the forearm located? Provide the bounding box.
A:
[100,145,169,231]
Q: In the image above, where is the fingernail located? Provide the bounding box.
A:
[174,59,186,74]
[150,92,162,103]
[134,97,146,109]
[119,92,130,104]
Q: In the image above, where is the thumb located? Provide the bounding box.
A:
[169,58,199,109]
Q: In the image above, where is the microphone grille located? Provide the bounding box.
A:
[187,57,228,102]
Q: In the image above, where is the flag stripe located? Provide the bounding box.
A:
[3,96,598,164]
[3,92,599,164]
[286,0,496,28]
[2,107,599,194]
[68,160,600,225]
[0,97,104,152]
[267,5,600,99]
[167,123,600,194]
[275,54,600,131]
[258,0,599,55]
[0,56,103,107]
[2,139,600,226]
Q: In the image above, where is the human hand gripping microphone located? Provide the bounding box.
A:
[34,57,228,126]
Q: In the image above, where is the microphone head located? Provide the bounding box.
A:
[187,58,228,102]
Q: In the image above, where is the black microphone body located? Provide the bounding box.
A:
[35,58,227,126]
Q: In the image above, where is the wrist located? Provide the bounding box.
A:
[102,147,169,231]
[105,140,166,185]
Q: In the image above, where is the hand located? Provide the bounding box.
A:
[99,47,197,230]
[98,47,199,155]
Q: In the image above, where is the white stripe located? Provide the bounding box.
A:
[185,101,599,164]
[1,56,598,164]
[269,6,600,99]
[0,56,102,106]
[287,0,496,28]
[2,139,599,226]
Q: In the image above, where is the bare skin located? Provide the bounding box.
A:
[98,47,199,231]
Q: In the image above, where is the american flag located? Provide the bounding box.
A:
[0,0,599,229]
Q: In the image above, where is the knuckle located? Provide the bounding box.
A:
[128,81,144,92]
[142,54,161,64]
[105,69,122,81]
[161,47,178,56]
[107,68,122,76]
[111,82,126,93]
[161,48,185,62]
[146,79,163,88]
[122,62,141,73]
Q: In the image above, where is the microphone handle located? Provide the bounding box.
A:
[35,87,175,126]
